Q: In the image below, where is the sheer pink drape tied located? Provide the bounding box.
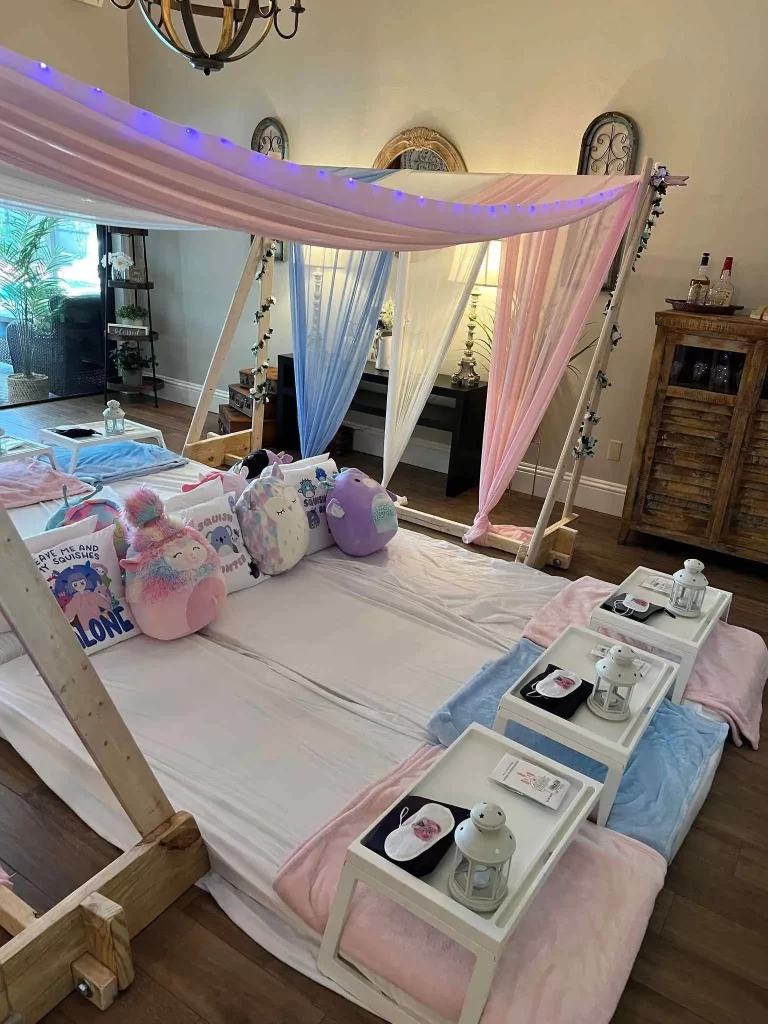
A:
[463,513,491,545]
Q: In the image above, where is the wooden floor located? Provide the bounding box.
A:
[1,395,766,1024]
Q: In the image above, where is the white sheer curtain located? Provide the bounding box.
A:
[382,243,487,486]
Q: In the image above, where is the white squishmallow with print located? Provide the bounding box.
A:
[235,464,308,575]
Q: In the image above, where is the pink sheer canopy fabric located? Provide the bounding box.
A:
[0,45,640,250]
[463,187,638,545]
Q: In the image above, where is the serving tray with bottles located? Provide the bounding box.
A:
[665,299,744,316]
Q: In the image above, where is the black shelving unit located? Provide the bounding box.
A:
[101,226,162,407]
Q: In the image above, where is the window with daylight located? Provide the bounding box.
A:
[0,206,104,407]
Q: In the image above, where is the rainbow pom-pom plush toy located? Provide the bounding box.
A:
[120,486,227,640]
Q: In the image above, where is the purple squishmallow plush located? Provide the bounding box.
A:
[325,469,398,557]
[120,487,227,640]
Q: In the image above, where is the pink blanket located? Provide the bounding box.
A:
[275,744,666,1024]
[523,576,766,748]
[0,457,91,509]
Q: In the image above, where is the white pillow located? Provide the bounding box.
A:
[165,477,224,513]
[277,457,338,554]
[33,523,141,655]
[0,516,99,633]
[180,492,267,593]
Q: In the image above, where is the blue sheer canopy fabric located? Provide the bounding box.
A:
[290,243,393,458]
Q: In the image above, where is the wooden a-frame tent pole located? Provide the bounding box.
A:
[523,157,656,566]
[183,234,265,454]
[0,507,209,1021]
[0,503,173,837]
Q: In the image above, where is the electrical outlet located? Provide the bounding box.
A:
[607,439,623,462]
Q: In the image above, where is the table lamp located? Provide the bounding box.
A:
[452,241,501,388]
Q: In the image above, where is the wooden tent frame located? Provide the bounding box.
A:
[182,161,680,572]
[0,503,210,1023]
[0,162,686,1022]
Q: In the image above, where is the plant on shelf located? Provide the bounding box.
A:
[0,212,75,403]
[115,341,156,387]
[117,303,149,328]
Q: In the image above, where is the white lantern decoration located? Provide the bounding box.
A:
[667,558,708,618]
[0,427,7,454]
[587,644,640,722]
[102,400,126,436]
[448,802,515,913]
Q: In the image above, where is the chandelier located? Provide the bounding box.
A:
[110,1,306,75]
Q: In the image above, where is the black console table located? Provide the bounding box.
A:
[276,354,487,497]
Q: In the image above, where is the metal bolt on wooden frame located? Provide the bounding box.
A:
[0,504,210,1022]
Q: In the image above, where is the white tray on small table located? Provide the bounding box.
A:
[588,566,732,703]
[0,435,58,469]
[318,723,602,1024]
[492,625,678,827]
[38,420,166,473]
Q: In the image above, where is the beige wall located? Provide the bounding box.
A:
[127,0,768,488]
[2,0,129,98]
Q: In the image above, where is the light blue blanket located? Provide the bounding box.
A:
[53,441,187,484]
[427,639,728,861]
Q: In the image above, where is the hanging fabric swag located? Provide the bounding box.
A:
[290,244,393,458]
[463,187,637,545]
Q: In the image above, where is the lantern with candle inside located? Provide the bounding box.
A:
[667,558,708,618]
[448,801,515,913]
[102,400,126,436]
[587,644,641,722]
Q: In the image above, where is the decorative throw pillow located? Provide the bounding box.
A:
[34,523,141,654]
[0,516,99,634]
[164,477,224,513]
[276,456,338,554]
[236,464,309,575]
[326,468,398,557]
[180,492,266,593]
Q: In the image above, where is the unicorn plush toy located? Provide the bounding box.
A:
[235,464,308,575]
[120,487,227,640]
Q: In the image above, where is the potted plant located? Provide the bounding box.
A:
[117,303,150,329]
[115,341,156,387]
[0,212,74,404]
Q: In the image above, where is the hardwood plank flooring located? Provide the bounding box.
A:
[0,395,766,1024]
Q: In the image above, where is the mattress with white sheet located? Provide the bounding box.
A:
[0,460,728,1009]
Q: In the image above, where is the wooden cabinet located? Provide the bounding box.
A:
[620,310,768,563]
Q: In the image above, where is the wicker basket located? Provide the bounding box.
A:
[6,372,50,404]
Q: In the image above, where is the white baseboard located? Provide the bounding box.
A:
[161,376,229,415]
[345,418,626,517]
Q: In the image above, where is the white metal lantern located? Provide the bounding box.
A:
[667,558,708,618]
[0,427,7,454]
[587,644,640,722]
[102,400,126,436]
[448,802,515,913]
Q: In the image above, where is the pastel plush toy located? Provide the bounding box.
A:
[120,487,227,640]
[235,464,308,575]
[181,468,248,500]
[46,483,128,557]
[231,449,293,481]
[325,469,398,557]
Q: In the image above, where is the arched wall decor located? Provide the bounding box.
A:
[578,112,639,289]
[251,117,289,259]
[373,127,467,172]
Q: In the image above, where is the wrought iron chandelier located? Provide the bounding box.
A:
[110,1,306,75]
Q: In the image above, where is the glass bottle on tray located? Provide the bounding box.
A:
[687,252,710,304]
[706,257,735,307]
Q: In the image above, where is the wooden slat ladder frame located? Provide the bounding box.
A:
[0,505,210,1022]
[183,236,274,468]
